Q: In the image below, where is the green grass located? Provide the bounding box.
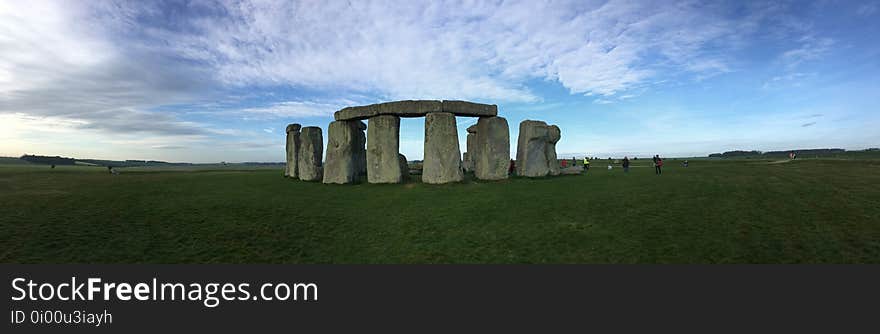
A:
[2,159,879,263]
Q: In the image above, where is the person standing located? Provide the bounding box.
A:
[655,155,663,175]
[583,157,590,173]
[622,156,630,173]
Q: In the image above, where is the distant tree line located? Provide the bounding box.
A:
[19,154,75,165]
[708,150,762,158]
[19,155,187,167]
[763,149,845,157]
[17,154,288,167]
[707,148,864,158]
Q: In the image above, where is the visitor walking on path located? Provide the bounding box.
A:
[622,156,630,173]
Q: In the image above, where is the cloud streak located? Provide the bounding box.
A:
[89,0,777,101]
[1,0,861,161]
[0,1,216,137]
[238,100,355,119]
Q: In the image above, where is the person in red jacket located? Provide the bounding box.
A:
[654,155,663,175]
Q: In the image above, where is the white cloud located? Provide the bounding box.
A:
[95,0,764,100]
[3,0,810,119]
[761,72,816,89]
[239,100,354,119]
[1,0,845,161]
[0,0,214,138]
[780,36,834,68]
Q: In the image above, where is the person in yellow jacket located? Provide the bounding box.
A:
[582,157,590,173]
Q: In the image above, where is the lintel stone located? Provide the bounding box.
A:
[335,100,497,121]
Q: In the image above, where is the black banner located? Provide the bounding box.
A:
[2,265,878,332]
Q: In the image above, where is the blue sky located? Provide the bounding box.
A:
[1,0,878,162]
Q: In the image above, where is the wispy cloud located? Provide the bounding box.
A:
[1,0,864,161]
[780,36,835,68]
[801,122,816,127]
[762,72,816,89]
[857,2,878,16]
[0,1,214,138]
[85,0,784,101]
[239,100,353,119]
[2,1,821,126]
[152,145,186,150]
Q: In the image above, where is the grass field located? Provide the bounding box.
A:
[1,158,879,263]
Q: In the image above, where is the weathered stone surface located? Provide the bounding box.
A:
[335,104,378,121]
[560,166,582,175]
[335,100,440,121]
[323,120,366,184]
[284,124,301,178]
[297,126,323,181]
[463,124,478,172]
[441,100,498,117]
[516,120,551,177]
[422,112,463,184]
[366,115,402,183]
[354,120,367,179]
[463,132,477,173]
[474,116,510,180]
[398,154,409,181]
[546,125,561,176]
[335,100,497,121]
[379,100,442,117]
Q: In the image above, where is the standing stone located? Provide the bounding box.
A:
[298,126,323,181]
[464,124,478,173]
[474,116,510,180]
[323,120,366,184]
[354,121,367,179]
[398,154,409,181]
[284,124,301,178]
[422,112,463,184]
[516,120,551,177]
[367,115,402,183]
[546,125,561,176]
